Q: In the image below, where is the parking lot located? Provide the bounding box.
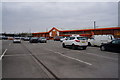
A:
[2,40,118,78]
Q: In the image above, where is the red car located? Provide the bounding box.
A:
[54,36,63,41]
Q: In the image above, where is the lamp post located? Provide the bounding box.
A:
[94,21,96,29]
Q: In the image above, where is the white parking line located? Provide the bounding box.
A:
[0,49,8,60]
[4,54,32,57]
[47,49,92,66]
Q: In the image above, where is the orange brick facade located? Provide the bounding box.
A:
[32,27,120,38]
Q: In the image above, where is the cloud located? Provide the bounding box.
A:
[2,0,119,2]
[2,2,118,33]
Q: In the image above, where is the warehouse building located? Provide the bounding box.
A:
[32,27,120,39]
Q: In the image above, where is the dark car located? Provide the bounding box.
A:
[54,36,63,41]
[38,37,47,43]
[29,37,39,43]
[100,39,120,53]
[2,36,8,40]
[20,37,25,40]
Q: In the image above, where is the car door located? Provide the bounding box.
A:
[64,37,70,45]
[111,40,120,52]
[107,40,118,51]
[65,37,75,46]
[69,37,75,45]
[115,40,120,52]
[116,40,120,52]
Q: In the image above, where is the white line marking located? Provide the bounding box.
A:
[4,54,32,57]
[47,49,92,65]
[55,52,92,65]
[0,49,8,60]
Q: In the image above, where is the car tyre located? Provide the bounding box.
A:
[100,46,106,51]
[82,46,87,50]
[62,43,66,48]
[72,44,77,50]
[88,42,91,46]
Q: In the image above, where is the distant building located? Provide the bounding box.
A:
[32,27,120,39]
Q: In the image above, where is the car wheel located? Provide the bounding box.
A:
[100,46,106,51]
[88,42,91,46]
[62,43,66,48]
[72,44,77,50]
[82,46,87,50]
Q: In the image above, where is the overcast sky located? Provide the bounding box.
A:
[2,2,118,33]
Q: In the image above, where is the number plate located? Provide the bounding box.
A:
[82,41,85,43]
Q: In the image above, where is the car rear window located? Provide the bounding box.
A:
[77,37,88,40]
[69,37,75,40]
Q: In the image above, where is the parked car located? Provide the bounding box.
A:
[13,37,21,43]
[38,37,47,43]
[62,35,88,50]
[23,37,30,41]
[8,37,14,40]
[29,37,39,43]
[88,35,115,46]
[20,37,25,40]
[2,36,8,40]
[100,39,120,53]
[60,37,69,42]
[54,36,63,41]
[46,37,50,40]
[0,36,2,40]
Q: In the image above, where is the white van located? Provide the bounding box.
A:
[88,35,115,46]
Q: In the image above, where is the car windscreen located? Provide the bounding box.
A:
[40,37,46,39]
[77,37,88,40]
[55,36,60,39]
[112,40,120,44]
[59,36,63,39]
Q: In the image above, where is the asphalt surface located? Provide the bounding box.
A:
[2,40,119,78]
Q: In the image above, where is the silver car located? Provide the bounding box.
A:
[13,37,21,43]
[38,37,47,43]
